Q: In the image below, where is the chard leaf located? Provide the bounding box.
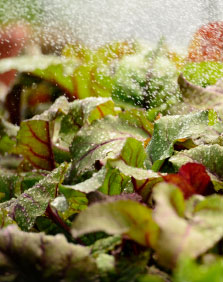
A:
[62,137,159,198]
[64,137,151,196]
[62,162,131,197]
[51,190,88,218]
[109,160,163,202]
[63,158,162,200]
[169,144,223,191]
[0,117,18,154]
[14,96,69,170]
[119,109,154,148]
[60,168,107,194]
[183,61,223,87]
[0,55,79,95]
[91,235,122,256]
[178,74,223,118]
[72,199,159,247]
[0,169,46,202]
[59,97,117,146]
[0,209,16,228]
[98,163,132,195]
[146,111,216,171]
[0,163,69,231]
[70,114,152,180]
[153,183,223,268]
[0,225,97,281]
[174,258,223,282]
[163,163,211,199]
[64,41,136,99]
[112,40,180,111]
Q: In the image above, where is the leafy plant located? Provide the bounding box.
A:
[0,39,223,281]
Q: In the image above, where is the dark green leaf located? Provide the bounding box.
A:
[0,163,69,231]
[147,110,216,171]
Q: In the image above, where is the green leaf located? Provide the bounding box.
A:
[70,115,151,180]
[119,109,154,144]
[99,163,132,195]
[0,209,16,228]
[72,199,159,247]
[60,168,107,194]
[0,225,97,281]
[183,61,223,87]
[59,97,117,147]
[112,40,180,111]
[0,169,46,202]
[109,160,163,201]
[0,117,18,154]
[65,41,136,99]
[178,74,223,119]
[153,183,223,268]
[174,258,223,282]
[0,163,69,231]
[91,235,122,256]
[51,191,88,221]
[0,55,79,95]
[14,96,69,170]
[146,110,216,171]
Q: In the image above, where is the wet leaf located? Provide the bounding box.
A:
[0,55,79,95]
[0,163,69,231]
[163,163,211,199]
[0,225,97,281]
[70,115,151,180]
[153,183,223,268]
[174,258,223,282]
[112,40,180,111]
[0,168,46,202]
[169,144,223,191]
[72,199,159,247]
[178,74,223,119]
[59,97,117,147]
[109,160,163,202]
[13,96,69,170]
[0,117,18,154]
[146,110,215,171]
[183,61,223,87]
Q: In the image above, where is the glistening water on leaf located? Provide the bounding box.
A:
[1,12,223,280]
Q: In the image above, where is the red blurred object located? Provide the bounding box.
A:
[188,21,223,62]
[0,23,29,86]
[163,163,211,199]
[188,22,223,62]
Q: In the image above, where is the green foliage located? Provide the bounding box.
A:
[146,110,213,171]
[0,40,223,281]
[183,61,223,87]
[72,199,159,247]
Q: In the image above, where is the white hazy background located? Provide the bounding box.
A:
[3,0,223,49]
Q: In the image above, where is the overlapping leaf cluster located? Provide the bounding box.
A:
[0,40,223,281]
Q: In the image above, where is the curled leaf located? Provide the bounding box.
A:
[163,163,211,199]
[72,199,158,247]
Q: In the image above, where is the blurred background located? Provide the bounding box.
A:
[0,0,222,50]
